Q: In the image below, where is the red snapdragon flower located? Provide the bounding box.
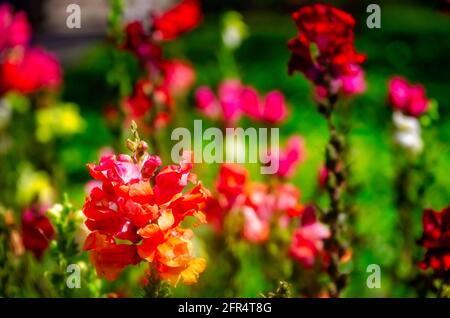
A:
[151,0,202,41]
[83,149,209,285]
[289,206,330,268]
[388,76,430,117]
[122,78,173,130]
[288,4,365,96]
[21,206,55,259]
[418,205,450,272]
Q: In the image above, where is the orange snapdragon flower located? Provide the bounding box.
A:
[83,149,209,286]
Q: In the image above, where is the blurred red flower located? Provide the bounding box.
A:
[419,205,450,272]
[0,47,62,94]
[388,76,430,117]
[151,0,202,41]
[21,206,55,259]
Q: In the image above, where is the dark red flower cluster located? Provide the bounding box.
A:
[288,4,365,96]
[419,205,450,272]
[119,0,201,130]
[21,206,55,259]
[83,148,209,285]
[205,164,304,243]
[0,4,61,95]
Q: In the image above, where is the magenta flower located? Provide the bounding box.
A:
[195,79,243,123]
[218,79,244,123]
[195,80,288,124]
[388,76,429,117]
[338,64,366,96]
[0,4,31,51]
[271,135,306,179]
[195,86,219,118]
[240,88,288,124]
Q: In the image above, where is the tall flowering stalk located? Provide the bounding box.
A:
[287,4,366,296]
[387,76,435,283]
[105,0,200,152]
[82,122,209,295]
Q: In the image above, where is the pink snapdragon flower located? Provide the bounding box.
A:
[195,79,243,123]
[240,88,288,124]
[195,80,288,124]
[161,59,196,96]
[271,135,306,179]
[0,4,31,51]
[388,76,429,117]
[338,64,366,96]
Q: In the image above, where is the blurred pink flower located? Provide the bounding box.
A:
[388,76,429,117]
[272,135,306,178]
[0,4,31,51]
[195,79,243,123]
[196,80,288,124]
[289,206,330,268]
[339,64,366,96]
[161,59,196,96]
[218,79,244,123]
[241,88,288,124]
[242,206,270,243]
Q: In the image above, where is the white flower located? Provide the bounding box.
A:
[392,111,423,154]
[221,11,248,50]
[222,25,242,50]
